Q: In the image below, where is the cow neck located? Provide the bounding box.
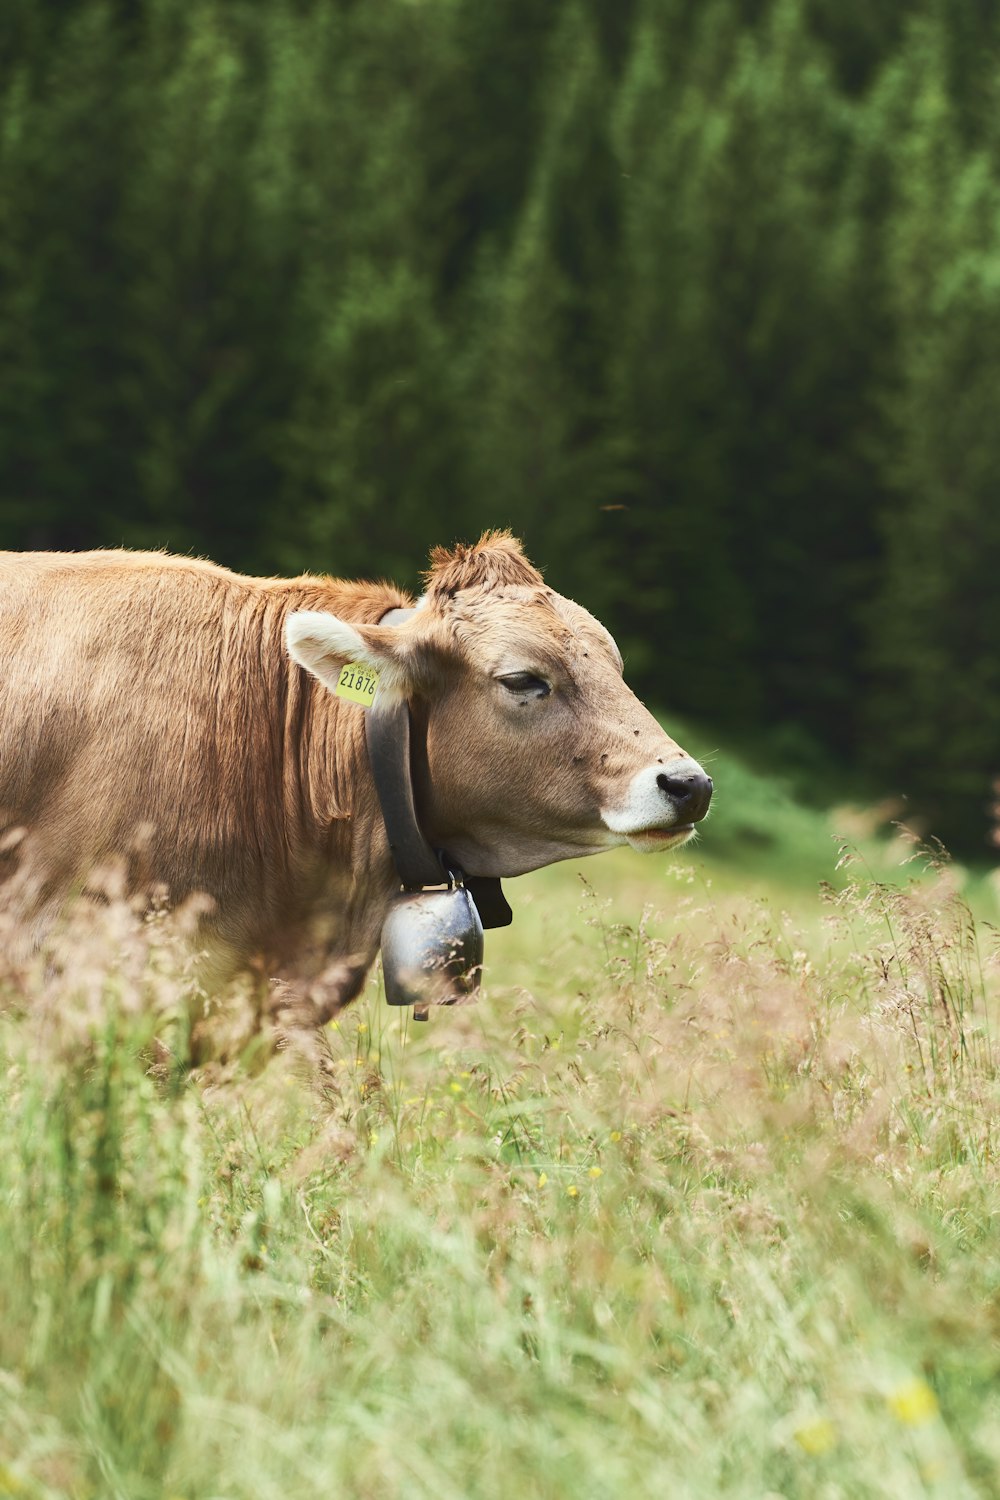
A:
[366,606,512,930]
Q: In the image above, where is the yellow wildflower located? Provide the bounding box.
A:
[887,1378,938,1427]
[566,1185,579,1198]
[588,1166,603,1178]
[794,1418,836,1456]
[537,1172,548,1188]
[610,1131,622,1143]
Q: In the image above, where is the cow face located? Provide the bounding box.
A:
[286,534,711,879]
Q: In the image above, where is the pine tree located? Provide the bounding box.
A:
[463,4,621,594]
[866,18,1000,849]
[609,0,885,734]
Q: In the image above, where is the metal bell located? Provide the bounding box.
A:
[380,885,484,1017]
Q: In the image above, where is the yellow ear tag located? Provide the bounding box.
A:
[335,662,380,706]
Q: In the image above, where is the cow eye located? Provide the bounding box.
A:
[498,672,551,698]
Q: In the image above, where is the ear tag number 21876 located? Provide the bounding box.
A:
[335,662,380,707]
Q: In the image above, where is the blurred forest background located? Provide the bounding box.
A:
[1,0,998,853]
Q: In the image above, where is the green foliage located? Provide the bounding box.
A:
[466,6,621,577]
[864,20,1000,848]
[1,0,999,850]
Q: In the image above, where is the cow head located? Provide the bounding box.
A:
[286,533,711,878]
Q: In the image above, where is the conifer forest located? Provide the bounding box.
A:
[2,0,999,852]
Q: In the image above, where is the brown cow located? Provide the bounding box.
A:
[0,533,711,1018]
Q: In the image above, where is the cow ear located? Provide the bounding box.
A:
[285,611,417,698]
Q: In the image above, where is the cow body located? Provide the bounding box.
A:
[0,536,710,1019]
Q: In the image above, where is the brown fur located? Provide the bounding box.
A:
[0,537,701,1025]
[0,549,409,1019]
[424,531,543,598]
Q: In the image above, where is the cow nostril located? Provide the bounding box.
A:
[656,771,713,823]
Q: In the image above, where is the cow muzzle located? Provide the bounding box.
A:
[601,758,713,851]
[655,768,713,824]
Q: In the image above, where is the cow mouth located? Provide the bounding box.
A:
[625,824,695,852]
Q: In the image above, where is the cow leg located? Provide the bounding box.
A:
[265,888,389,1045]
[308,953,374,1023]
[268,948,378,1034]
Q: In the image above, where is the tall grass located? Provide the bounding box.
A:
[1,854,999,1498]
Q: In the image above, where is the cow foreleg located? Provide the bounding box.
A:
[307,954,374,1023]
[268,951,376,1034]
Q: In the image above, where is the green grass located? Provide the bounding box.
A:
[2,738,1000,1499]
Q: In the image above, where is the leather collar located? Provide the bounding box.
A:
[366,607,512,929]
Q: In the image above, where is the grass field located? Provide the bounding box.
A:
[1,739,999,1499]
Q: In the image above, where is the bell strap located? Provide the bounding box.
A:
[366,693,449,889]
[366,607,512,929]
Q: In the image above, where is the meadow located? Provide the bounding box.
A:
[1,739,999,1500]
